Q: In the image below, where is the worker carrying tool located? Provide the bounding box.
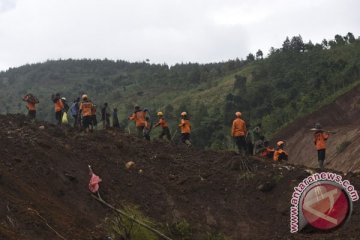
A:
[179,112,191,146]
[22,93,39,120]
[311,123,333,171]
[231,111,247,157]
[273,141,288,161]
[153,112,171,141]
[128,105,146,138]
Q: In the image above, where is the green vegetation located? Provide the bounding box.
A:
[167,219,193,240]
[105,204,159,240]
[0,32,359,149]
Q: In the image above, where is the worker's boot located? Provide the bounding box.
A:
[185,140,192,147]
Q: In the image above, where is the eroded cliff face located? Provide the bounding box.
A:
[274,84,360,173]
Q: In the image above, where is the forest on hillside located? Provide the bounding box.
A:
[0,32,359,149]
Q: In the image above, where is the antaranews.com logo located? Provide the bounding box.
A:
[290,172,359,233]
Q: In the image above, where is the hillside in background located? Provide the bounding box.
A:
[0,32,359,149]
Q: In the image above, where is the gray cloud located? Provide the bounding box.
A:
[0,0,359,70]
[0,0,16,13]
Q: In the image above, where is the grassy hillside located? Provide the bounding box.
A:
[0,33,359,149]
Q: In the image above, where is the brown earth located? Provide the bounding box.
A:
[274,84,360,173]
[0,114,360,240]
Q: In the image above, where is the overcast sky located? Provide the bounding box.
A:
[0,0,359,71]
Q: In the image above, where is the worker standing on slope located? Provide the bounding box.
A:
[153,112,171,141]
[112,108,120,128]
[313,123,330,171]
[79,94,94,132]
[70,97,81,128]
[101,103,111,129]
[128,105,146,138]
[23,93,39,120]
[273,141,288,161]
[91,104,98,130]
[179,112,191,146]
[231,112,247,156]
[52,93,64,125]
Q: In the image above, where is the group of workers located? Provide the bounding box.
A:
[231,111,331,170]
[230,111,288,162]
[23,93,330,170]
[128,106,192,146]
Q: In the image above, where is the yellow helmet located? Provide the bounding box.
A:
[82,94,88,100]
[235,111,242,117]
[157,112,163,116]
[181,112,187,116]
[277,141,285,147]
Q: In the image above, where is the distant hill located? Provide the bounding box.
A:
[0,32,359,149]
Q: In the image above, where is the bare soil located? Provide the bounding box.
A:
[0,114,359,239]
[274,84,360,173]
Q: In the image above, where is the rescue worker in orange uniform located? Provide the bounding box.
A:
[79,94,94,132]
[23,94,39,120]
[179,112,191,146]
[128,106,146,138]
[261,141,275,159]
[313,123,330,171]
[231,112,247,156]
[53,93,64,125]
[153,112,171,141]
[273,141,288,161]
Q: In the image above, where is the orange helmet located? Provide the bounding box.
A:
[277,141,285,147]
[235,111,242,117]
[181,112,187,116]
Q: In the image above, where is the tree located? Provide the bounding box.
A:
[234,75,247,91]
[256,49,263,60]
[282,37,291,51]
[321,39,328,49]
[246,53,255,62]
[346,32,356,44]
[334,34,345,45]
[290,35,305,52]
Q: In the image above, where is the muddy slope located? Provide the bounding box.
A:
[0,114,359,240]
[274,84,360,173]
